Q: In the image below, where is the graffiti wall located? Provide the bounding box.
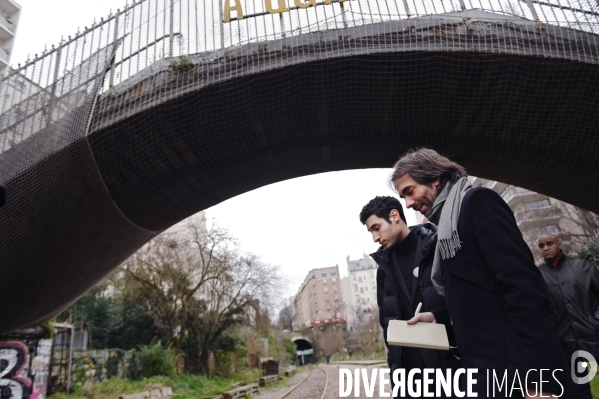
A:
[0,339,52,399]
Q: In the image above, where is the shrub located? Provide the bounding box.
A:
[576,230,599,268]
[137,341,177,378]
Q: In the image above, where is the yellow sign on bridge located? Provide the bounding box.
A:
[224,0,346,23]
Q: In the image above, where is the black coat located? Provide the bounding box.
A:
[371,223,457,375]
[441,187,575,398]
[539,253,599,360]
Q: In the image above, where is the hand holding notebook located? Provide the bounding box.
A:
[386,302,450,351]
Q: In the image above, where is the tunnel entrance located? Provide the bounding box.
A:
[293,338,315,365]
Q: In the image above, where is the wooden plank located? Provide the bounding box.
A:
[222,383,259,399]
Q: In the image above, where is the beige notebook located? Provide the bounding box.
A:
[387,320,450,351]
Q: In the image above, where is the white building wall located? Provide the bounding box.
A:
[0,0,21,75]
[340,276,354,326]
[346,254,378,323]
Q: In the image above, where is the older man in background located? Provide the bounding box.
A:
[538,233,599,399]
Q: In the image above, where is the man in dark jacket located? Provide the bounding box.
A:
[360,196,458,398]
[390,148,576,398]
[538,233,599,399]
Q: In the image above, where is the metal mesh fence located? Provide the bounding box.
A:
[0,0,598,333]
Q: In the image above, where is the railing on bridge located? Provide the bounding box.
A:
[0,0,598,153]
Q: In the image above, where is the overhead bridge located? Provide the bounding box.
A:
[1,0,598,333]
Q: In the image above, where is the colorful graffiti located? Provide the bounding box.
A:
[0,340,52,399]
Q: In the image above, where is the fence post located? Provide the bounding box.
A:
[45,44,63,129]
[218,0,225,49]
[401,0,411,17]
[109,9,121,92]
[524,0,540,21]
[169,0,175,58]
[340,1,348,30]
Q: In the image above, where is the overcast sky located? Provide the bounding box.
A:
[11,0,417,305]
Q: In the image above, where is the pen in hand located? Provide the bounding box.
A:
[414,302,422,317]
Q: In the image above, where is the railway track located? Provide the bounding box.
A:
[278,366,329,399]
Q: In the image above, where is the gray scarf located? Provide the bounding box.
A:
[429,176,472,296]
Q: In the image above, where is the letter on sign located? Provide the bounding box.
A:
[294,0,317,9]
[265,0,290,13]
[224,0,244,22]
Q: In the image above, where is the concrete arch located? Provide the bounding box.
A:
[1,11,599,333]
[292,336,315,365]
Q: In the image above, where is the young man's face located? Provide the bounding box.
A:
[394,174,440,217]
[365,210,406,249]
[538,234,562,263]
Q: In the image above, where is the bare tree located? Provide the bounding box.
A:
[122,216,285,374]
[277,304,295,331]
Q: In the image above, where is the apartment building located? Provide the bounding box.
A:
[293,265,345,328]
[345,254,378,321]
[0,0,21,75]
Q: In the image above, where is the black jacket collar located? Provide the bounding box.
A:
[543,252,567,268]
[370,222,438,266]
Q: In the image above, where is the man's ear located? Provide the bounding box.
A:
[389,209,400,224]
[433,177,441,188]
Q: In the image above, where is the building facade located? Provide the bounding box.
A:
[293,265,345,329]
[345,254,378,322]
[0,0,20,75]
[340,276,354,326]
[471,178,599,263]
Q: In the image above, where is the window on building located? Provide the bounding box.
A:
[324,287,328,293]
[362,298,366,305]
[336,311,341,318]
[373,293,377,302]
[331,271,337,276]
[322,272,327,277]
[372,281,376,289]
[360,287,364,293]
[358,276,363,283]
[333,286,337,292]
[355,294,360,302]
[325,296,330,301]
[353,272,356,280]
[314,298,317,303]
[539,224,560,235]
[313,289,316,294]
[528,199,551,209]
[328,313,332,319]
[312,280,315,286]
[365,286,368,291]
[332,277,336,283]
[354,284,358,291]
[334,295,338,300]
[311,274,315,279]
[336,304,340,310]
[326,305,331,311]
[323,278,327,284]
[370,270,374,278]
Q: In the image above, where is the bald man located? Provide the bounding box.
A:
[538,234,599,399]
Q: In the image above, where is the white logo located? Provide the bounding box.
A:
[571,350,597,384]
[413,267,419,278]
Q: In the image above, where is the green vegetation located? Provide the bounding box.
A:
[576,231,599,268]
[52,371,261,399]
[591,375,599,398]
[168,56,194,71]
[138,342,178,378]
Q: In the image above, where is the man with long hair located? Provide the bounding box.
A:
[390,148,574,398]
